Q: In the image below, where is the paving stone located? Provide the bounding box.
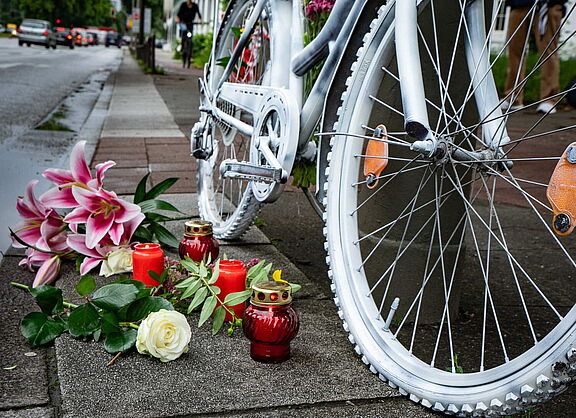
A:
[0,407,54,418]
[55,296,390,418]
[0,258,50,410]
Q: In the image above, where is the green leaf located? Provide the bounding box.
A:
[75,255,84,272]
[67,304,100,337]
[250,269,269,286]
[187,287,207,314]
[180,259,199,274]
[199,295,217,327]
[223,289,252,306]
[209,286,221,295]
[175,276,196,289]
[144,177,179,200]
[211,306,226,335]
[216,56,231,67]
[148,270,161,282]
[146,213,175,223]
[29,285,63,315]
[125,296,174,322]
[21,312,66,346]
[247,260,265,278]
[134,173,150,204]
[92,284,139,311]
[180,279,202,299]
[199,261,208,278]
[208,260,219,284]
[134,225,154,242]
[149,221,180,248]
[100,312,120,335]
[93,328,102,342]
[289,283,302,294]
[138,199,182,214]
[76,275,96,296]
[231,26,241,39]
[104,328,137,354]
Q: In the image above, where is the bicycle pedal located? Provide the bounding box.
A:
[220,159,287,184]
[363,124,389,189]
[547,143,576,235]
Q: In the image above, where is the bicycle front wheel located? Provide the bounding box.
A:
[326,1,576,415]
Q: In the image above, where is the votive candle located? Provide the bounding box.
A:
[132,243,164,287]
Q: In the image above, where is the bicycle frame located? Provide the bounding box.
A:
[204,0,509,193]
[208,0,367,156]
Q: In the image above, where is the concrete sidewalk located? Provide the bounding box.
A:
[0,51,437,418]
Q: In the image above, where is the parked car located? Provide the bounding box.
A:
[86,33,95,46]
[17,19,57,49]
[87,32,99,46]
[54,27,74,49]
[105,32,121,48]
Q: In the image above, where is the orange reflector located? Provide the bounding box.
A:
[362,124,389,189]
[546,143,576,235]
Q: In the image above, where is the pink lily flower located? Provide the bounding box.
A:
[64,187,142,249]
[41,140,116,208]
[12,180,67,250]
[33,255,62,287]
[19,234,69,270]
[67,213,145,275]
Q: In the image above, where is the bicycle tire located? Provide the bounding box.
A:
[325,1,576,415]
[197,0,279,239]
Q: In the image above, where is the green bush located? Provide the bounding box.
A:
[192,32,213,68]
[172,32,212,68]
[492,53,576,104]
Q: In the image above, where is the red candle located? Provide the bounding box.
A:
[215,260,247,321]
[132,243,164,287]
[179,220,219,262]
[243,281,299,363]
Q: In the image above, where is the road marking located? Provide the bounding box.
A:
[0,63,21,69]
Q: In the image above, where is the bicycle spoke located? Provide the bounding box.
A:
[448,164,510,364]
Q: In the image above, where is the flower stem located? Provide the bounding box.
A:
[107,352,122,367]
[118,322,139,329]
[11,282,78,308]
[198,275,238,321]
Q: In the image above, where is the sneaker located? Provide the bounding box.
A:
[500,100,523,112]
[536,101,557,114]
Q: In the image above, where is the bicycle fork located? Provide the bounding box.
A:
[395,0,511,162]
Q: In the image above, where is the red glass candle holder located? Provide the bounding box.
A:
[179,220,219,262]
[215,260,247,322]
[132,243,164,287]
[243,281,299,363]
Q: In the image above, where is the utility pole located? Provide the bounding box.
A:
[138,0,145,45]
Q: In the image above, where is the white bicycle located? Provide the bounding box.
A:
[192,0,576,415]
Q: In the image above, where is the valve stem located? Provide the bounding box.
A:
[383,297,400,331]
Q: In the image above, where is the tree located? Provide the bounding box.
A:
[14,0,114,27]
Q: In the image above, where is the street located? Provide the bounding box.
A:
[0,37,121,257]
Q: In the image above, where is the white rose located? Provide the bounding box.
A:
[100,247,133,277]
[136,309,191,362]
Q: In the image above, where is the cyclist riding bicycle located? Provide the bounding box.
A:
[176,0,202,41]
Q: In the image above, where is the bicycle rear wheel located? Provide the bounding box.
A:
[196,0,278,239]
[326,1,576,415]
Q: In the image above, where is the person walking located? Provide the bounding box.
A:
[502,0,567,114]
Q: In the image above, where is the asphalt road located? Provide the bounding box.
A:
[0,37,121,257]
